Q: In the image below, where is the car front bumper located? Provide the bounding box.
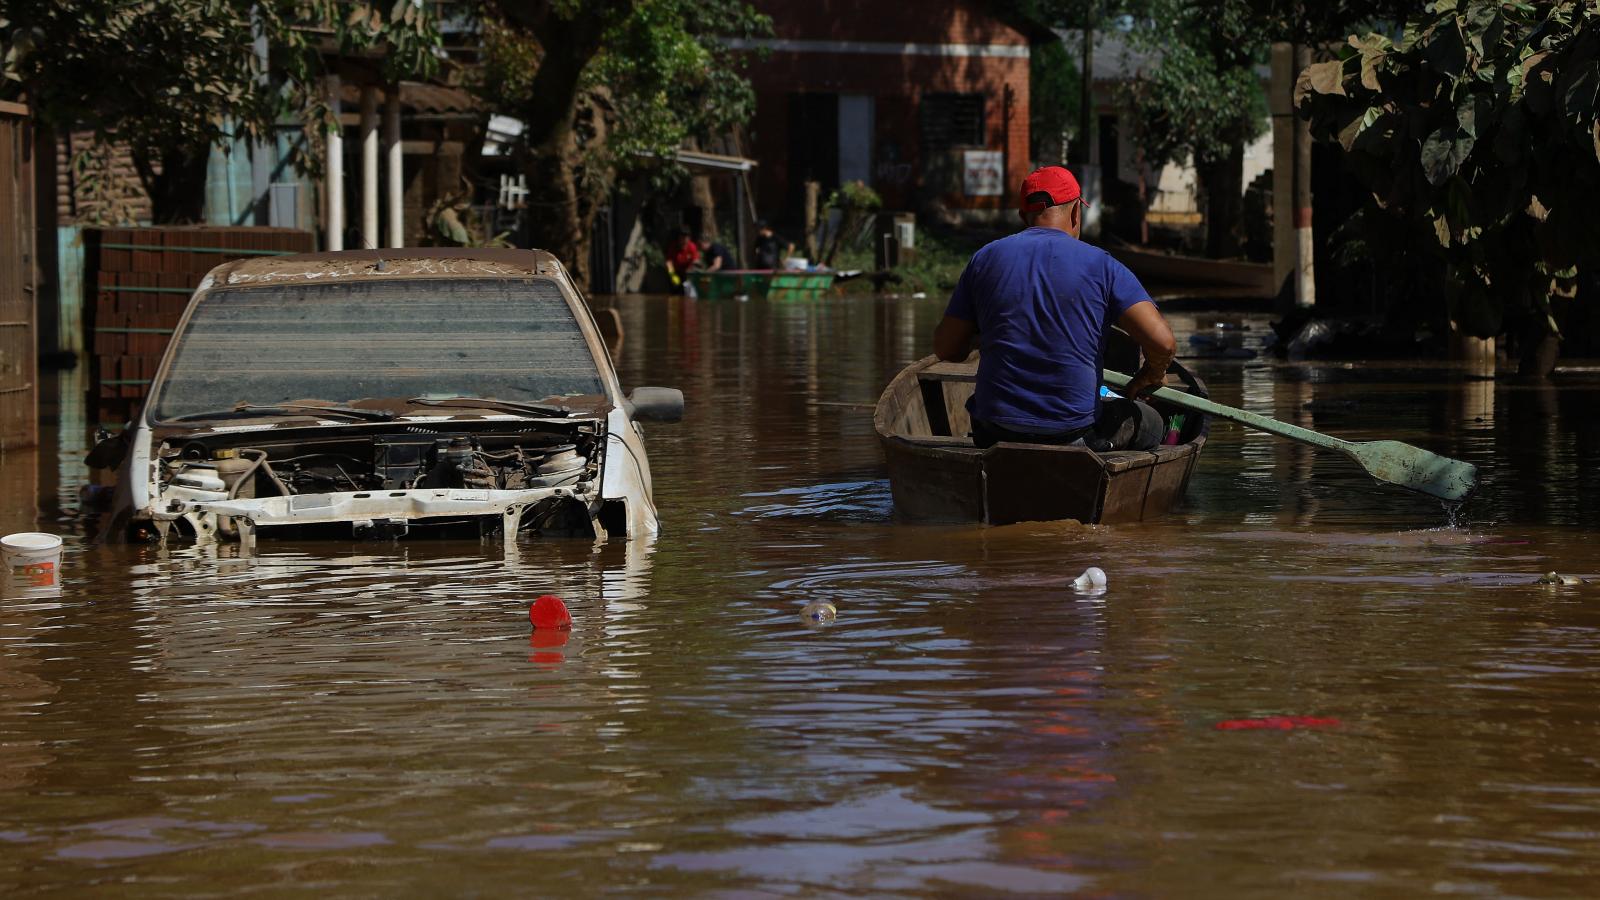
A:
[154,484,597,541]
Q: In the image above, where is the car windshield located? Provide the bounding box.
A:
[152,277,607,421]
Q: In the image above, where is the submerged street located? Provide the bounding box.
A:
[3,293,1600,895]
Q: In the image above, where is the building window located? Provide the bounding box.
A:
[920,93,986,151]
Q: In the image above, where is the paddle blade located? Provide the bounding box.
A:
[1346,441,1479,503]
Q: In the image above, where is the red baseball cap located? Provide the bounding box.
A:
[1019,166,1085,213]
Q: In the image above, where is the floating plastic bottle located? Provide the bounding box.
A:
[1073,567,1107,592]
[801,600,837,625]
[1536,572,1584,586]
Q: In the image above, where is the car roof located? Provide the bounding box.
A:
[207,248,568,288]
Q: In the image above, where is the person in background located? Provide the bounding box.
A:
[702,238,738,272]
[932,165,1177,450]
[665,229,700,294]
[752,220,793,270]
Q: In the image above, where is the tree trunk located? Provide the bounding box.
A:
[526,123,591,287]
[497,0,634,289]
[1196,141,1244,259]
[689,174,717,243]
[684,139,718,243]
[132,142,210,224]
[1517,325,1561,377]
[803,180,820,260]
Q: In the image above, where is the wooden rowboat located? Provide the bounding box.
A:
[1104,240,1276,300]
[874,355,1209,525]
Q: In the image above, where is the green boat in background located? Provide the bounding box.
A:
[687,269,836,300]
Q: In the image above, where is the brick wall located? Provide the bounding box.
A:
[741,0,1034,219]
[85,227,315,427]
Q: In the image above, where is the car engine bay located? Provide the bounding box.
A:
[143,420,609,542]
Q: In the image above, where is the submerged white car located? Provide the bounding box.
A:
[94,249,681,545]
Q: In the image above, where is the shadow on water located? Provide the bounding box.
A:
[4,295,1600,894]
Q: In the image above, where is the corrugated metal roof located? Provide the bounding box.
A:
[337,81,482,115]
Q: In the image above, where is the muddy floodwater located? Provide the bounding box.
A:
[4,294,1600,896]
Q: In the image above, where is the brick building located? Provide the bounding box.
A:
[737,0,1053,224]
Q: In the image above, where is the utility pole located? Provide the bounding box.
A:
[1076,2,1096,166]
[1292,44,1315,309]
[250,7,271,226]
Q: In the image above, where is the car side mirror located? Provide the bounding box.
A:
[85,428,128,471]
[626,387,684,423]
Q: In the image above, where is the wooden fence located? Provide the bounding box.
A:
[0,101,36,450]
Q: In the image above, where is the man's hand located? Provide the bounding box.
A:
[1116,301,1177,400]
[1122,363,1170,401]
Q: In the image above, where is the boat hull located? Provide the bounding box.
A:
[689,270,835,300]
[875,356,1207,526]
[1105,242,1275,299]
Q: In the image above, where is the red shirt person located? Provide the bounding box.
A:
[666,231,700,279]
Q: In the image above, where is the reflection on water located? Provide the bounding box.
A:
[3,294,1600,895]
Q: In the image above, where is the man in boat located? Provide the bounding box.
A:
[701,238,739,272]
[933,165,1177,450]
[752,220,794,270]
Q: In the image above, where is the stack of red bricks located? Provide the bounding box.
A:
[87,226,315,426]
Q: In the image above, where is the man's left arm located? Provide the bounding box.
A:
[1118,301,1177,399]
[933,259,980,362]
[1106,259,1176,399]
[934,257,979,358]
[934,316,976,362]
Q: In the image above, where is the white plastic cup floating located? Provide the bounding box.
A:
[2,532,63,590]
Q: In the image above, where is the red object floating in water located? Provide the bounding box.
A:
[529,595,573,630]
[1214,716,1342,732]
[528,630,571,666]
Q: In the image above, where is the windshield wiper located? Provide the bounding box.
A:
[407,396,574,417]
[170,404,396,423]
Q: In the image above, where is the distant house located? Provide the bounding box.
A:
[737,0,1056,224]
[1070,27,1274,252]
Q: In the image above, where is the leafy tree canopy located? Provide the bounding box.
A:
[1298,0,1600,339]
[2,0,441,222]
[476,0,768,283]
[1119,0,1267,170]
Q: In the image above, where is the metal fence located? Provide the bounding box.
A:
[0,101,36,450]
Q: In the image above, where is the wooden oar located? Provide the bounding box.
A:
[1102,369,1479,503]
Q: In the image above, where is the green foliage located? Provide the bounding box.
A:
[2,0,441,219]
[69,144,145,226]
[592,0,767,162]
[1120,1,1268,170]
[6,0,265,156]
[475,0,768,283]
[819,181,882,267]
[475,0,766,172]
[1230,0,1413,47]
[1298,0,1600,338]
[263,1,444,153]
[1030,38,1081,163]
[834,228,995,295]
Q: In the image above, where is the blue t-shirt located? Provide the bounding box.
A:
[945,227,1151,433]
